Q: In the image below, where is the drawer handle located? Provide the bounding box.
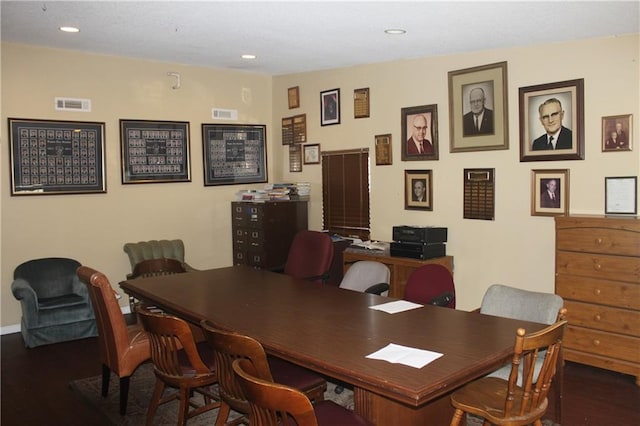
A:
[595,237,603,245]
[594,314,601,321]
[594,288,601,296]
[593,263,601,271]
[593,339,600,346]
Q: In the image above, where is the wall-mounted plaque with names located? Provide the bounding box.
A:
[281,117,294,145]
[289,144,302,172]
[293,114,307,143]
[354,88,370,119]
[464,168,495,220]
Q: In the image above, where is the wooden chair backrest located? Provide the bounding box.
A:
[76,266,132,370]
[232,358,318,426]
[130,258,186,279]
[137,308,210,380]
[504,319,567,418]
[200,321,273,413]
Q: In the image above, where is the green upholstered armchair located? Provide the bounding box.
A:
[123,239,196,278]
[11,257,97,348]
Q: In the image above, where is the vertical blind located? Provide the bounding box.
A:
[321,148,370,240]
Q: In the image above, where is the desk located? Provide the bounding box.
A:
[343,246,454,298]
[121,266,543,425]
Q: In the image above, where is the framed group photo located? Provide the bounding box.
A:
[320,88,340,126]
[519,78,584,162]
[448,61,509,153]
[405,169,433,211]
[120,119,191,184]
[602,114,632,152]
[201,124,267,186]
[8,117,106,195]
[401,104,439,161]
[531,169,570,216]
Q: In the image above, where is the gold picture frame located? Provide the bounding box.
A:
[531,169,569,216]
[448,61,509,152]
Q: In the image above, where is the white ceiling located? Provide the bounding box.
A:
[2,1,639,75]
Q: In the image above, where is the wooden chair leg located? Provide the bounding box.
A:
[178,387,190,426]
[101,364,110,397]
[146,379,165,426]
[215,401,231,426]
[119,376,130,415]
[449,409,464,426]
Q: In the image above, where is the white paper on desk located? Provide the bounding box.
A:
[366,343,443,369]
[369,300,423,314]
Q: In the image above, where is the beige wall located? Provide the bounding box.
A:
[2,34,638,329]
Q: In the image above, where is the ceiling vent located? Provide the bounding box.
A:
[212,108,238,120]
[55,97,92,112]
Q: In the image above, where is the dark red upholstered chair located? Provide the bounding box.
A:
[200,320,326,426]
[403,263,455,308]
[233,358,372,426]
[284,230,334,284]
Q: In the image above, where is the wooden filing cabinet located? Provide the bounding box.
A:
[555,215,640,385]
[231,201,307,269]
[343,246,454,299]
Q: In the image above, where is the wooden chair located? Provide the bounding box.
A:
[232,358,372,426]
[404,263,455,308]
[200,320,327,426]
[76,266,151,415]
[137,307,220,426]
[127,258,186,313]
[449,319,568,426]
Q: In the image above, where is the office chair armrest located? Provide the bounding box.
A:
[364,283,390,295]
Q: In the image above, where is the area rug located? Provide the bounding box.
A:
[70,364,559,425]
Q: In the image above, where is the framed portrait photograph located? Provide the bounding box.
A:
[120,119,191,184]
[303,143,320,164]
[605,176,637,215]
[401,104,438,161]
[320,88,340,126]
[519,78,584,162]
[602,114,632,152]
[448,61,509,152]
[8,117,106,195]
[201,124,267,186]
[405,169,433,211]
[531,169,570,216]
[288,86,300,109]
[375,133,392,165]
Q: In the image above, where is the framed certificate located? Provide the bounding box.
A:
[605,176,637,215]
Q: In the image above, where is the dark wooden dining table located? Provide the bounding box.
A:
[120,265,545,425]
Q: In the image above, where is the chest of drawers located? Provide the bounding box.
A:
[555,215,640,385]
[231,201,307,269]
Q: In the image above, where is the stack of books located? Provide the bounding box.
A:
[235,189,269,202]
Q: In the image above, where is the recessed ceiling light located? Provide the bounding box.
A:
[241,54,257,60]
[59,26,80,33]
[384,29,406,35]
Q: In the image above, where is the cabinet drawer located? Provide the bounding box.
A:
[556,275,640,310]
[556,251,640,283]
[564,325,640,364]
[556,223,640,257]
[564,300,640,336]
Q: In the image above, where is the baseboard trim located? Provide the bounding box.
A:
[1,305,131,336]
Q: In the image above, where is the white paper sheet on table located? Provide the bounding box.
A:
[366,343,443,369]
[369,300,423,314]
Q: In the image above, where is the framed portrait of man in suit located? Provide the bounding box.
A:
[401,104,439,161]
[405,169,433,211]
[531,169,569,217]
[519,79,584,162]
[448,61,509,153]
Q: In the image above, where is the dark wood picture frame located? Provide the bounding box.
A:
[519,79,585,162]
[320,88,340,126]
[8,117,106,195]
[288,86,300,109]
[448,61,509,152]
[303,144,320,164]
[405,169,433,211]
[602,114,632,152]
[119,119,191,184]
[201,123,267,186]
[531,169,570,216]
[605,176,637,215]
[401,104,439,161]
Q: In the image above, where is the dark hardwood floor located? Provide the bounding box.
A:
[2,330,638,425]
